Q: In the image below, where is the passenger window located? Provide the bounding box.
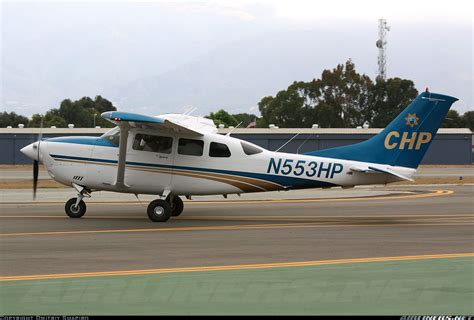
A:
[241,141,263,155]
[178,138,204,156]
[209,142,231,158]
[133,134,173,154]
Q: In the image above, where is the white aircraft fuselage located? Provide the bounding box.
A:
[30,130,413,196]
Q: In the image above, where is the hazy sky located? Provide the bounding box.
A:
[1,0,472,117]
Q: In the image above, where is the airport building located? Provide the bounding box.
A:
[0,127,472,165]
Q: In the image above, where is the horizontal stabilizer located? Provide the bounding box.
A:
[350,166,414,182]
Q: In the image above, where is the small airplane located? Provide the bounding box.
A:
[20,91,457,222]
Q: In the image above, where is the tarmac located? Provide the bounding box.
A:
[0,167,473,314]
[0,185,472,275]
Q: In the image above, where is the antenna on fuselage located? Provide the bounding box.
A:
[183,106,197,115]
[296,133,313,154]
[225,121,243,136]
[274,130,303,153]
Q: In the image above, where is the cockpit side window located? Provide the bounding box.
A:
[240,141,263,155]
[133,134,173,154]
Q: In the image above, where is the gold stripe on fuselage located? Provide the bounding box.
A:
[52,158,284,192]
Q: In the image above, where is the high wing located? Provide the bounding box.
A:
[101,111,204,136]
[350,165,414,182]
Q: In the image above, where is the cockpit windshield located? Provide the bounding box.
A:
[101,127,120,146]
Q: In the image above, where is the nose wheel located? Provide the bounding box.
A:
[65,198,87,218]
[65,183,90,218]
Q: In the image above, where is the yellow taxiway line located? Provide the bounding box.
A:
[0,189,454,206]
[188,189,453,204]
[1,252,472,282]
[0,214,472,223]
[0,213,471,220]
[0,221,472,237]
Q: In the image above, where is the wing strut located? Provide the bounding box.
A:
[115,123,130,190]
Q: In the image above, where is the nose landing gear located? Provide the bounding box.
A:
[65,198,87,218]
[65,183,90,218]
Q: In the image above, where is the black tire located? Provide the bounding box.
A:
[147,199,171,222]
[167,195,184,217]
[65,198,86,218]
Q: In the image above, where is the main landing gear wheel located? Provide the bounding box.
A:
[65,198,87,218]
[167,195,184,217]
[147,199,171,222]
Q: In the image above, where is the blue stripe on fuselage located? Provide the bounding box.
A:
[49,154,338,189]
[101,111,165,124]
[47,137,117,148]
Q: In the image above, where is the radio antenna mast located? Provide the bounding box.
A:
[376,18,390,81]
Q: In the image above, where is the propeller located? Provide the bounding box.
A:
[33,158,38,199]
[33,118,43,200]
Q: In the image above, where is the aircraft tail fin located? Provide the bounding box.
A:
[305,91,458,168]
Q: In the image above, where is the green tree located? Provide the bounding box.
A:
[232,113,258,127]
[258,60,374,128]
[307,60,373,128]
[206,109,238,127]
[93,95,115,114]
[29,110,67,128]
[368,78,418,127]
[58,98,93,127]
[258,60,418,128]
[256,117,269,128]
[442,110,464,128]
[0,112,29,127]
[28,96,117,128]
[461,111,474,131]
[258,82,311,127]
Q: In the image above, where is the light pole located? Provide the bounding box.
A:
[93,113,97,128]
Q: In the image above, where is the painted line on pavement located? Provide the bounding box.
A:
[0,221,472,237]
[1,252,472,282]
[0,213,471,220]
[0,189,453,206]
[0,214,472,223]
